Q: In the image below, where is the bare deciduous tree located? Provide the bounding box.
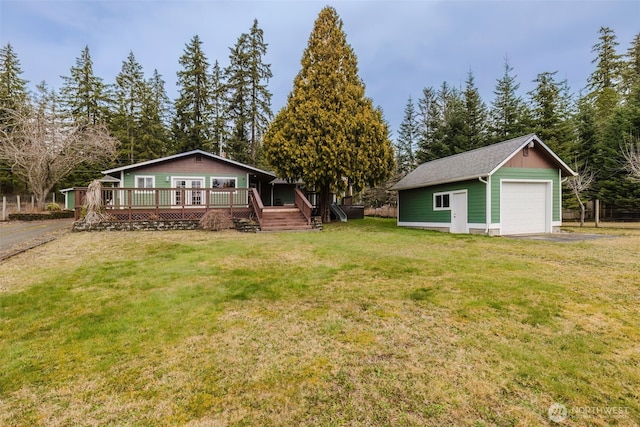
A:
[622,138,640,182]
[0,87,118,210]
[566,162,596,227]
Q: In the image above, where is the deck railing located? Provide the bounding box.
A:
[73,187,252,221]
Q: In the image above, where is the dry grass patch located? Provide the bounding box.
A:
[1,219,639,426]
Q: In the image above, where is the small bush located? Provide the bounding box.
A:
[200,211,232,231]
[46,203,62,211]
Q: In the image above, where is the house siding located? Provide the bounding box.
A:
[398,179,486,224]
[491,167,561,223]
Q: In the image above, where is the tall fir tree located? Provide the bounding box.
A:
[225,20,273,166]
[438,82,466,154]
[528,71,575,159]
[416,86,447,162]
[138,69,171,160]
[621,33,640,103]
[224,34,251,163]
[60,45,109,125]
[489,56,530,141]
[173,35,213,153]
[395,96,419,174]
[111,51,146,164]
[246,19,273,165]
[263,6,394,222]
[59,46,112,186]
[210,60,229,156]
[0,43,29,193]
[461,70,488,150]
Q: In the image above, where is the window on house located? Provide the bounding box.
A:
[434,192,451,210]
[211,177,236,189]
[135,176,155,189]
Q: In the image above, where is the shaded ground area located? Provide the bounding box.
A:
[506,232,617,242]
[0,219,74,261]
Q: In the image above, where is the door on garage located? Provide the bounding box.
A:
[450,191,468,234]
[501,181,551,235]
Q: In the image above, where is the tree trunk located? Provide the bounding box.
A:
[580,203,585,227]
[320,185,332,223]
[34,191,48,212]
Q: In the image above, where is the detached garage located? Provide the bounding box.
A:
[391,134,576,236]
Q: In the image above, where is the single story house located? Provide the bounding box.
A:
[391,134,576,236]
[63,150,318,231]
[100,149,276,202]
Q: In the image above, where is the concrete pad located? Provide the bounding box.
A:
[506,232,617,243]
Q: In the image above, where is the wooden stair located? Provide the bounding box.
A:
[260,206,315,231]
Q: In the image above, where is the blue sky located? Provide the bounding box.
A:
[1,0,639,137]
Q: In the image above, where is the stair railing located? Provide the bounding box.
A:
[294,188,313,225]
[249,187,264,228]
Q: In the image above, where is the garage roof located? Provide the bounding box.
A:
[391,134,576,191]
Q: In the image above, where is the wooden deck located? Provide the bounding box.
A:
[73,187,317,231]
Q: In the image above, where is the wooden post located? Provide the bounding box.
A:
[595,199,600,228]
[31,195,34,210]
[2,196,6,221]
[17,195,21,212]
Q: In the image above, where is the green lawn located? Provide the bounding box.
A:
[1,218,638,426]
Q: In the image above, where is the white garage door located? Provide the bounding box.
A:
[501,182,549,235]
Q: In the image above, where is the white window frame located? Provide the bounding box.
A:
[433,192,451,211]
[134,175,155,193]
[210,177,237,189]
[172,176,205,206]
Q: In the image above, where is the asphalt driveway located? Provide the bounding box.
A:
[0,219,74,261]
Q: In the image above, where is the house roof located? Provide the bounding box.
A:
[391,134,576,191]
[102,150,276,180]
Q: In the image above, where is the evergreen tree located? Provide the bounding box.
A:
[111,51,146,164]
[621,33,640,103]
[461,70,488,150]
[586,27,623,129]
[60,45,109,125]
[438,82,466,154]
[210,60,229,156]
[173,35,213,152]
[263,6,394,222]
[528,71,575,159]
[489,56,530,141]
[395,96,419,174]
[0,43,29,117]
[246,19,273,164]
[581,27,627,206]
[225,20,273,165]
[416,86,447,162]
[0,43,29,194]
[138,69,171,160]
[224,34,251,163]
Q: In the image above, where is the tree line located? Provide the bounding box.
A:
[0,19,272,195]
[1,18,639,211]
[394,27,640,209]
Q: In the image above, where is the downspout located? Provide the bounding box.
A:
[478,176,490,235]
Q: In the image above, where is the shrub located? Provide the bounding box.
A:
[200,211,233,231]
[46,203,62,211]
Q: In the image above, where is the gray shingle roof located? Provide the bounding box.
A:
[391,134,574,191]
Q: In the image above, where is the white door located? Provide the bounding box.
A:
[501,182,549,235]
[450,191,468,233]
[173,178,204,206]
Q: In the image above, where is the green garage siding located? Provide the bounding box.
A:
[399,180,486,223]
[491,167,560,224]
